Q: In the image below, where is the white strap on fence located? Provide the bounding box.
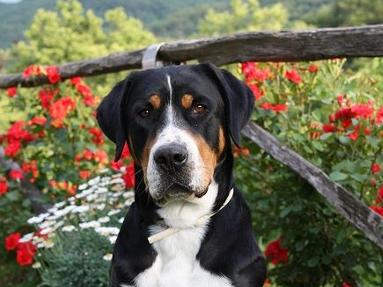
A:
[142,43,165,70]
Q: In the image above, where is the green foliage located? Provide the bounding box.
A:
[0,250,39,287]
[197,0,307,36]
[38,230,111,287]
[0,0,225,49]
[8,0,155,70]
[198,0,286,35]
[236,60,383,286]
[306,0,383,27]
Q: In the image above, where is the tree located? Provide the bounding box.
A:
[306,0,383,27]
[197,0,307,36]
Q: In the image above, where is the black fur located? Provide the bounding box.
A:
[97,63,266,287]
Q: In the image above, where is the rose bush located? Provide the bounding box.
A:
[236,59,383,286]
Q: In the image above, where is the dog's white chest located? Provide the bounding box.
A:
[123,182,233,287]
[133,226,232,287]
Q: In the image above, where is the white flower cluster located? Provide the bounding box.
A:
[22,170,134,261]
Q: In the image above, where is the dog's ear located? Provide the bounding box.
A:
[198,63,254,146]
[96,75,133,161]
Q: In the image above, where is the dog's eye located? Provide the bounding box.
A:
[138,108,151,118]
[191,104,207,115]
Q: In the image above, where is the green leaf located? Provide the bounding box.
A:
[329,171,348,181]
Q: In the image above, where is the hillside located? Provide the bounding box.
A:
[0,0,335,49]
[0,0,227,49]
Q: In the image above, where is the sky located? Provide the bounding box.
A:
[0,0,22,3]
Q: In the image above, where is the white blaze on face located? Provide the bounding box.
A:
[146,75,206,200]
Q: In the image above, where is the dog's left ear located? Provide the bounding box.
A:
[96,75,134,161]
[198,63,255,146]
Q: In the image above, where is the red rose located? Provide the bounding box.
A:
[271,104,287,113]
[341,119,352,129]
[371,163,381,174]
[335,107,353,120]
[76,83,92,97]
[16,241,36,266]
[4,141,21,158]
[46,66,61,84]
[83,94,96,106]
[79,170,91,180]
[83,149,94,161]
[0,178,8,195]
[111,160,122,171]
[49,96,76,128]
[347,131,359,141]
[94,149,108,164]
[322,123,336,133]
[70,77,82,86]
[38,89,57,109]
[22,65,42,78]
[376,107,383,125]
[265,238,289,265]
[241,62,270,83]
[342,282,352,287]
[9,169,23,180]
[6,121,33,142]
[123,163,135,189]
[378,185,383,200]
[28,116,47,126]
[307,64,318,73]
[88,127,104,145]
[121,144,131,159]
[350,103,374,119]
[22,160,39,179]
[7,87,17,97]
[285,69,302,84]
[5,232,21,251]
[370,205,383,217]
[260,102,273,110]
[248,83,264,100]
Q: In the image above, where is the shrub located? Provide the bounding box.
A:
[38,229,110,287]
[236,60,383,286]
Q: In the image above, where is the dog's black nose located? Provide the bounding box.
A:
[154,144,188,171]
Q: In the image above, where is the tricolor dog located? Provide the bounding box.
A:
[97,63,266,287]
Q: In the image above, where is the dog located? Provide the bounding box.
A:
[97,63,266,287]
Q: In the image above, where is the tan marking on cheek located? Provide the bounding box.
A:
[218,126,225,156]
[149,95,161,110]
[191,133,217,188]
[140,137,156,183]
[181,94,193,109]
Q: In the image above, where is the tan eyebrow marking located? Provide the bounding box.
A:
[181,94,194,109]
[149,94,161,110]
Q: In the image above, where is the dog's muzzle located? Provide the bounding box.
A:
[151,143,195,202]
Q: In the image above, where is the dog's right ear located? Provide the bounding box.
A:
[96,76,133,161]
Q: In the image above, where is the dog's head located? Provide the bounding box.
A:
[97,63,254,204]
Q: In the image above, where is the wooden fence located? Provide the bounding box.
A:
[1,25,383,249]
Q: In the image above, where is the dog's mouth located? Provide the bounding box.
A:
[153,181,210,205]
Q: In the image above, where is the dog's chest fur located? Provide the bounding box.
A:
[127,182,233,287]
[133,227,232,287]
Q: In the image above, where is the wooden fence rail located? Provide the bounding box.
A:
[1,25,383,249]
[1,25,383,89]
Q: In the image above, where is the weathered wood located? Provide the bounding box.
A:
[1,25,383,89]
[242,122,383,250]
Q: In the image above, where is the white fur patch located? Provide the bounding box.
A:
[131,182,233,287]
